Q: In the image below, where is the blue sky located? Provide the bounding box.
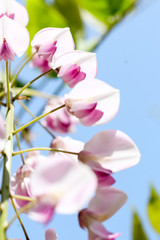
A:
[8,0,160,239]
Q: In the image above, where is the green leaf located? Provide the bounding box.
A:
[77,0,138,26]
[26,0,67,45]
[148,186,160,234]
[53,0,84,43]
[132,211,148,240]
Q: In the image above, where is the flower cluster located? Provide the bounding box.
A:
[0,1,141,240]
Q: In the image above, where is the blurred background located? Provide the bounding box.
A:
[7,0,160,239]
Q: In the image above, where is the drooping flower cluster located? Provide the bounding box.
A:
[0,1,141,240]
[0,0,29,61]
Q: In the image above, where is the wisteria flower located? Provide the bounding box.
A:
[10,153,46,209]
[43,97,79,134]
[80,218,120,240]
[31,27,75,62]
[50,136,115,187]
[0,0,29,26]
[65,78,120,126]
[11,153,97,223]
[10,152,56,223]
[51,51,97,87]
[79,187,127,240]
[30,154,97,216]
[0,16,29,61]
[78,130,141,173]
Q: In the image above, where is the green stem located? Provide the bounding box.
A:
[12,69,52,101]
[11,52,37,88]
[0,104,14,240]
[14,124,25,165]
[6,62,10,109]
[12,147,79,156]
[18,101,55,138]
[6,201,36,230]
[10,195,30,240]
[12,195,35,202]
[13,104,65,135]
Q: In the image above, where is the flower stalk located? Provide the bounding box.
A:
[6,62,10,109]
[12,68,52,101]
[12,147,79,156]
[11,52,37,88]
[10,195,30,240]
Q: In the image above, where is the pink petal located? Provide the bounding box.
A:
[28,200,55,224]
[31,54,50,73]
[79,211,120,240]
[89,220,121,240]
[52,50,97,79]
[38,41,57,61]
[65,99,103,126]
[0,16,29,58]
[30,155,97,214]
[94,170,115,187]
[45,229,58,240]
[80,130,141,172]
[66,100,97,118]
[58,64,86,88]
[80,109,103,126]
[88,187,128,221]
[0,39,15,61]
[42,97,78,134]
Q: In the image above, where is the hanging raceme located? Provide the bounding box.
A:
[0,0,141,239]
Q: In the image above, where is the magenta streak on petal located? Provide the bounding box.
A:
[0,39,16,61]
[68,101,98,118]
[65,99,103,126]
[38,41,57,61]
[8,13,15,20]
[45,111,71,133]
[56,119,71,133]
[80,109,104,126]
[68,71,86,88]
[0,12,15,20]
[94,170,116,187]
[61,64,86,87]
[32,54,50,73]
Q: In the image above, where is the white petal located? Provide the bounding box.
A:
[84,130,141,172]
[12,0,29,26]
[2,16,29,57]
[0,0,28,26]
